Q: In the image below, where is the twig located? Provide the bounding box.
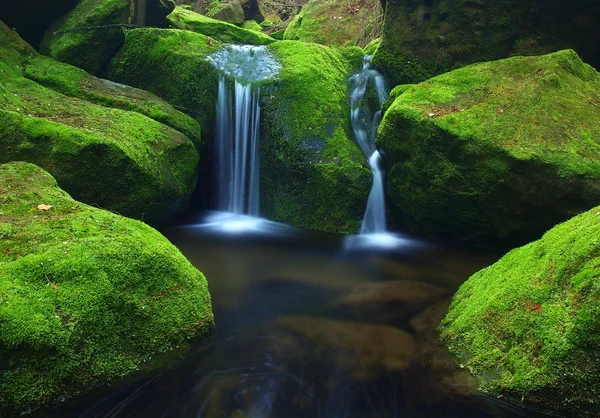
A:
[589,99,600,110]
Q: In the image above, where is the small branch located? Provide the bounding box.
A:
[589,99,600,110]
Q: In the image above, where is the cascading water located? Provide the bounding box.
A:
[348,55,389,235]
[208,45,281,217]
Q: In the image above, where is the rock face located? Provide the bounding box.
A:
[40,0,131,75]
[378,50,600,246]
[0,22,201,225]
[372,0,600,87]
[106,27,221,143]
[261,41,371,233]
[208,0,245,25]
[439,205,600,416]
[283,0,382,47]
[166,6,275,45]
[0,162,214,416]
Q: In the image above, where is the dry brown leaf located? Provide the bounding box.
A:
[37,204,53,211]
[52,284,59,290]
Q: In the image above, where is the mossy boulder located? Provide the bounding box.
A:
[261,41,371,233]
[372,0,600,87]
[106,27,221,143]
[166,6,276,45]
[378,49,600,246]
[0,22,201,225]
[283,0,381,47]
[0,161,214,416]
[208,0,245,25]
[241,19,263,32]
[40,0,130,75]
[439,206,600,416]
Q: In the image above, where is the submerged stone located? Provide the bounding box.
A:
[379,50,600,246]
[166,6,276,45]
[0,162,214,416]
[0,22,201,225]
[440,205,600,416]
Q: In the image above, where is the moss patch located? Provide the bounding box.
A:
[378,50,600,246]
[261,41,371,233]
[439,206,600,415]
[40,0,130,75]
[0,22,200,225]
[166,6,276,45]
[283,0,382,48]
[0,162,214,416]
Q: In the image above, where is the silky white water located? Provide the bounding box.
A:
[208,45,281,216]
[348,56,389,234]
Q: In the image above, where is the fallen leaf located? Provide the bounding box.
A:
[52,284,59,290]
[37,204,53,211]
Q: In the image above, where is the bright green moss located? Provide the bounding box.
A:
[166,6,276,45]
[378,50,600,245]
[40,0,129,74]
[0,162,214,416]
[439,206,600,415]
[241,19,263,32]
[106,28,222,143]
[0,23,200,225]
[260,41,370,233]
[282,0,381,47]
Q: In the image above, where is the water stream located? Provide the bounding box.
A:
[349,55,389,235]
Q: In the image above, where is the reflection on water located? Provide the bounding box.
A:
[39,212,535,418]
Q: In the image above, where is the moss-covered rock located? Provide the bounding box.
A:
[372,0,600,87]
[208,0,245,25]
[0,161,214,416]
[166,6,276,45]
[0,22,200,225]
[40,0,130,75]
[378,50,600,246]
[261,41,371,233]
[439,206,600,416]
[241,19,263,32]
[106,27,221,143]
[282,0,382,47]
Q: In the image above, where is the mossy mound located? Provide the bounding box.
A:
[283,0,381,47]
[208,0,245,25]
[261,41,371,233]
[166,6,276,45]
[40,0,130,75]
[372,0,600,87]
[241,19,263,32]
[439,206,600,415]
[0,22,200,225]
[378,50,600,246]
[0,161,214,416]
[106,27,221,143]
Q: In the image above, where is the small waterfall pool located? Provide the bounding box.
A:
[35,212,536,418]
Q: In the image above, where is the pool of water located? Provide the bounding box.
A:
[38,211,541,418]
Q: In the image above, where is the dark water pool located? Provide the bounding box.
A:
[37,212,543,418]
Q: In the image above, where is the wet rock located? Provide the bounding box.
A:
[330,280,451,324]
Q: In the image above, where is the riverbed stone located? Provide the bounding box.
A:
[0,22,200,225]
[329,280,451,324]
[261,41,371,233]
[372,0,600,87]
[40,0,130,75]
[440,205,600,416]
[378,49,600,246]
[0,161,214,416]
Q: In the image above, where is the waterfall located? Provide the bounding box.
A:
[348,56,389,234]
[208,45,281,216]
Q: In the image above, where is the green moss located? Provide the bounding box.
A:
[166,6,276,45]
[439,206,600,415]
[23,54,202,148]
[363,37,381,56]
[106,28,221,144]
[40,0,129,74]
[378,50,600,245]
[260,41,371,233]
[0,162,214,416]
[241,19,263,32]
[282,0,381,47]
[0,23,200,225]
[270,29,285,40]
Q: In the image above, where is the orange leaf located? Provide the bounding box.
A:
[37,204,53,211]
[52,284,59,290]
